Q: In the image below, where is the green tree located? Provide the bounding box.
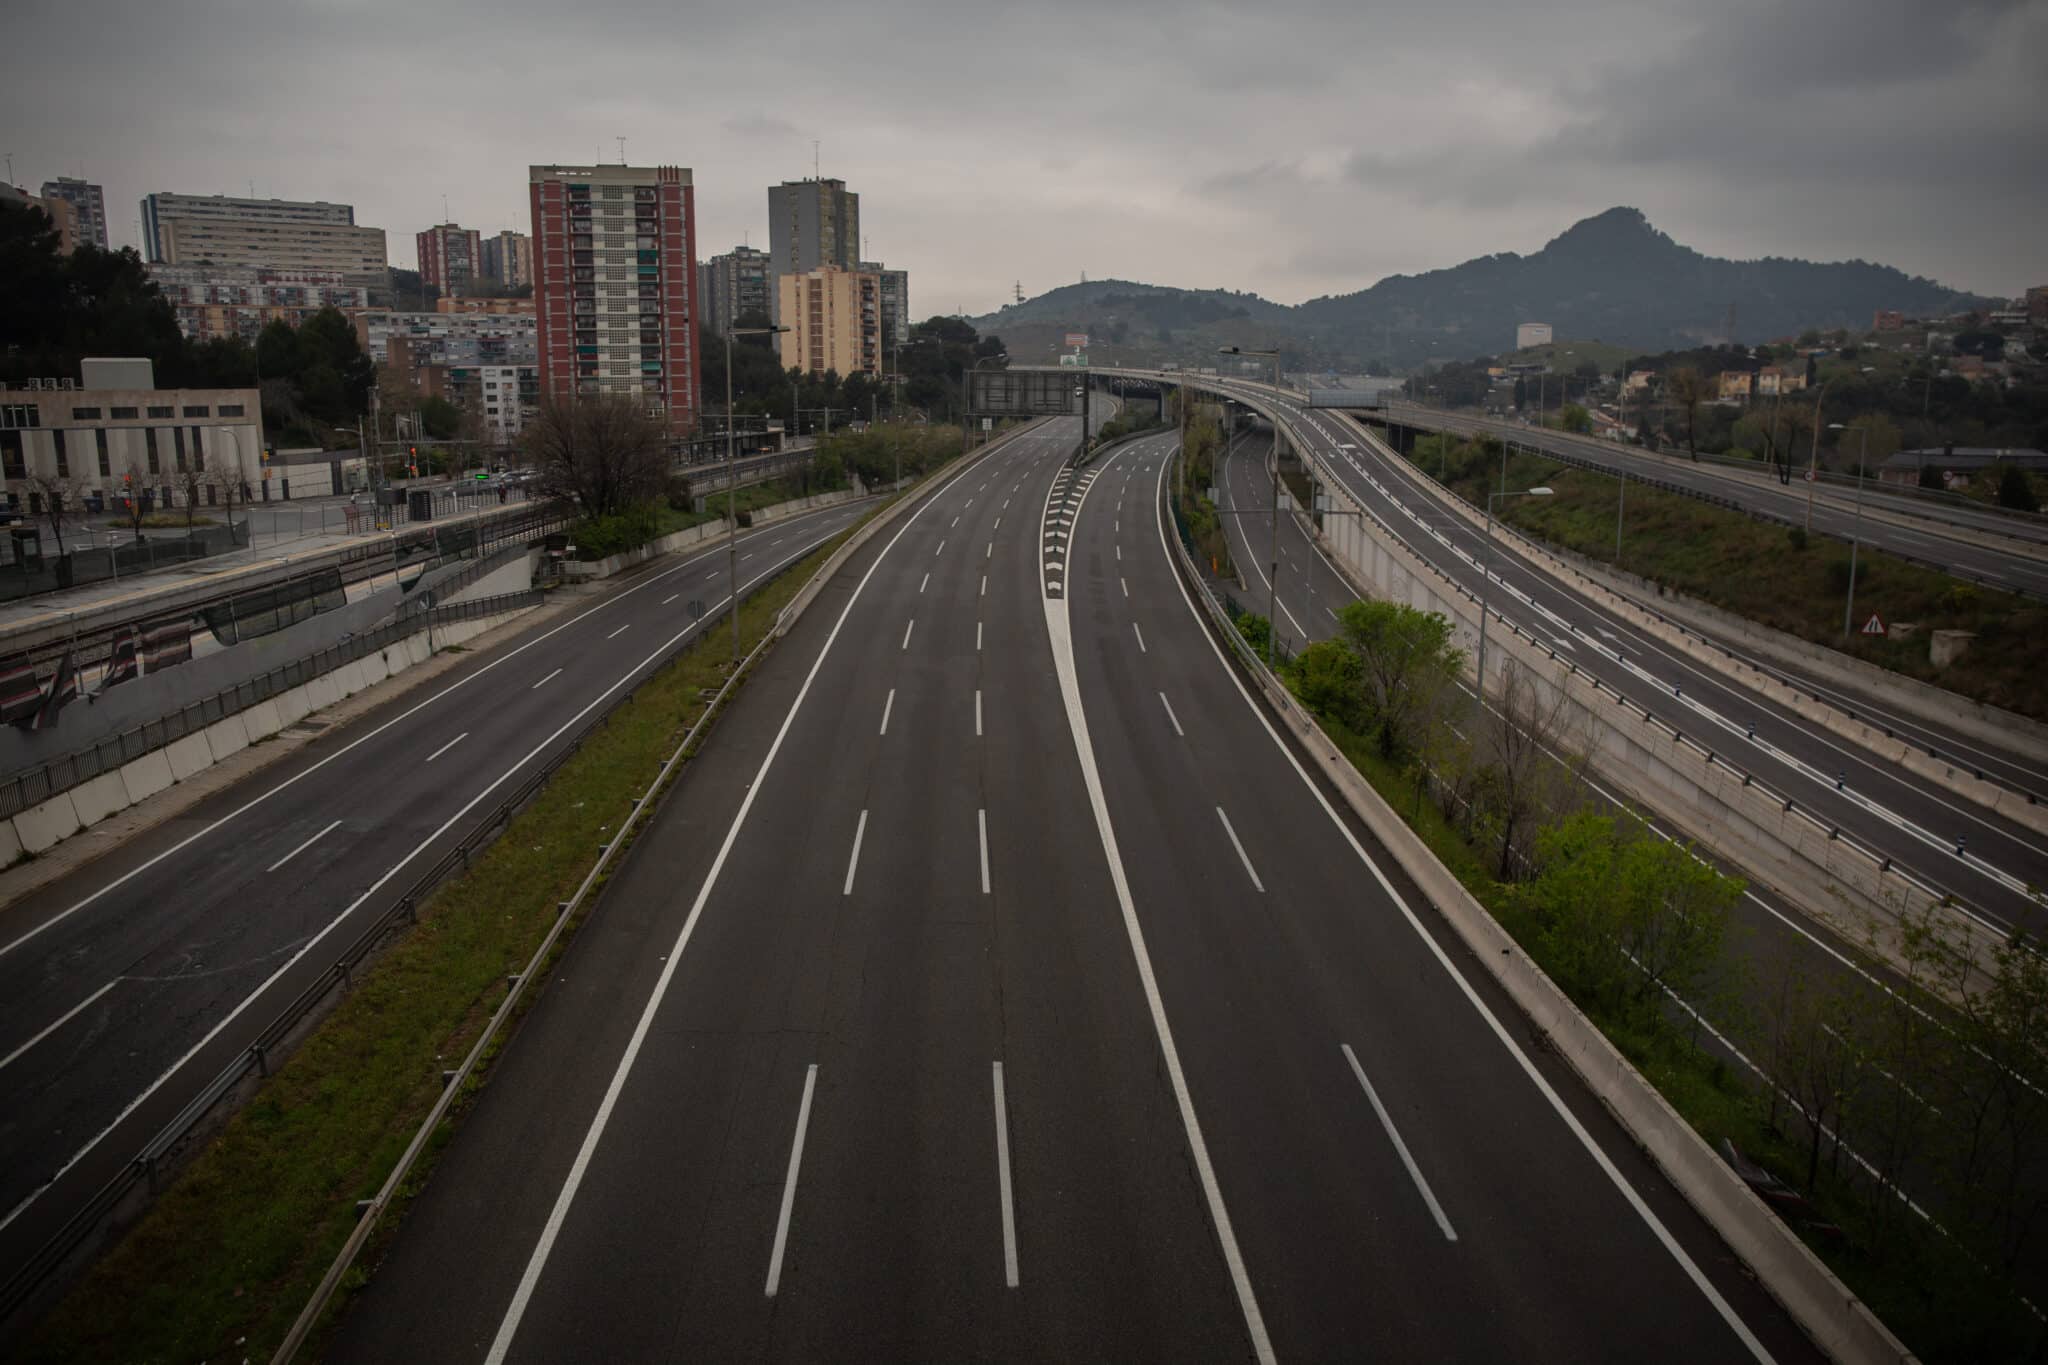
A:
[1332,598,1463,760]
[1996,464,2040,513]
[0,202,188,385]
[1666,366,1706,460]
[418,395,463,440]
[1558,402,1592,434]
[1918,462,1945,490]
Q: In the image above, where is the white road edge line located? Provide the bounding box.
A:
[1342,1043,1458,1241]
[878,690,895,737]
[0,518,861,1242]
[424,732,468,763]
[994,1060,1019,1288]
[1215,807,1264,892]
[1145,449,1774,1364]
[480,442,971,1361]
[765,1063,819,1297]
[1039,442,1276,1364]
[531,667,563,690]
[1158,692,1185,737]
[265,819,342,874]
[0,979,119,1074]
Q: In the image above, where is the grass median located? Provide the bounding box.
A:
[14,527,854,1365]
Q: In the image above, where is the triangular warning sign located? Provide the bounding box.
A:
[1860,612,1887,636]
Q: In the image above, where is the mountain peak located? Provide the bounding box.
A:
[1541,206,1670,259]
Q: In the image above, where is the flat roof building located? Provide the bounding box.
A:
[418,222,483,295]
[767,178,859,322]
[38,178,109,251]
[700,245,772,337]
[778,267,881,379]
[529,164,701,437]
[140,192,388,287]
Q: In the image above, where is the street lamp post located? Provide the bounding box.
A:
[1806,365,1877,529]
[727,324,789,666]
[1830,422,1871,638]
[1221,345,1283,659]
[1477,485,1554,694]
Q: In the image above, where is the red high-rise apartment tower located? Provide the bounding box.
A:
[417,222,483,294]
[528,164,699,438]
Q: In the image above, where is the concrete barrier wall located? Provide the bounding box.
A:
[5,600,536,859]
[564,521,724,582]
[1166,480,1913,1365]
[1349,427,2048,834]
[751,488,858,526]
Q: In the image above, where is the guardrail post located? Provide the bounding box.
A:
[253,1043,269,1077]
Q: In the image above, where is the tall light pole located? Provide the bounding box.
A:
[1477,486,1554,694]
[1830,422,1871,638]
[963,352,1008,453]
[727,323,788,665]
[1221,345,1283,659]
[1806,365,1876,529]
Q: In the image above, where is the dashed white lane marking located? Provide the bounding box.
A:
[994,1061,1020,1288]
[531,667,563,689]
[0,980,121,1073]
[920,572,929,594]
[1342,1043,1458,1241]
[975,689,983,737]
[978,808,992,894]
[764,1064,820,1296]
[1158,692,1185,736]
[425,732,469,763]
[902,619,916,651]
[1132,621,1147,653]
[843,810,869,895]
[266,819,343,874]
[878,689,895,736]
[1215,807,1264,892]
[606,623,631,639]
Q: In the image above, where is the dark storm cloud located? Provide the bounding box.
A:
[4,0,2040,311]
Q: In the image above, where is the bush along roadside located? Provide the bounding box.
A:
[1237,592,2046,1362]
[11,530,854,1365]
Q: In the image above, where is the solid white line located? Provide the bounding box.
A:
[266,819,342,874]
[531,667,563,690]
[1158,692,1185,736]
[975,689,983,737]
[1342,1044,1458,1241]
[843,809,869,895]
[920,572,929,594]
[1132,621,1147,653]
[481,443,972,1362]
[424,732,469,763]
[978,808,991,894]
[1039,446,1275,1363]
[0,979,119,1073]
[606,623,630,640]
[993,1061,1019,1288]
[765,1064,819,1297]
[1143,452,1774,1362]
[902,618,916,650]
[878,690,895,737]
[0,513,864,1242]
[1215,807,1264,892]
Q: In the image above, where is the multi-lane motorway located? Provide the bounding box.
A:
[1175,377,2048,949]
[1379,401,2048,597]
[330,418,1818,1362]
[0,495,872,1295]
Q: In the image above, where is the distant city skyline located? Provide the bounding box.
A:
[5,0,2042,315]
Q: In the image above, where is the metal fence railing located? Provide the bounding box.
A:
[0,589,543,824]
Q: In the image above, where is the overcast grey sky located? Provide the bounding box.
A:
[7,0,2043,313]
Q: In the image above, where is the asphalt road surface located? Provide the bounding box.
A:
[330,422,1820,1363]
[0,496,871,1293]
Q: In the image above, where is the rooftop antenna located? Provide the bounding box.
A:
[813,140,820,180]
[616,136,627,165]
[3,153,13,186]
[441,193,449,224]
[1014,280,1024,304]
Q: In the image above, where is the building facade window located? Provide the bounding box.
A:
[173,427,187,471]
[0,431,23,479]
[72,406,102,421]
[182,404,210,417]
[147,404,174,419]
[110,406,138,420]
[53,428,69,478]
[218,404,245,417]
[95,429,110,477]
[1,403,40,429]
[145,428,161,474]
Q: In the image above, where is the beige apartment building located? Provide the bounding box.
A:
[777,267,882,378]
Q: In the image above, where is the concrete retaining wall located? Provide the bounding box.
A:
[1166,479,1912,1365]
[1350,426,2048,834]
[5,600,535,859]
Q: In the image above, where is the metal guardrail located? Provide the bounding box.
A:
[0,590,542,823]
